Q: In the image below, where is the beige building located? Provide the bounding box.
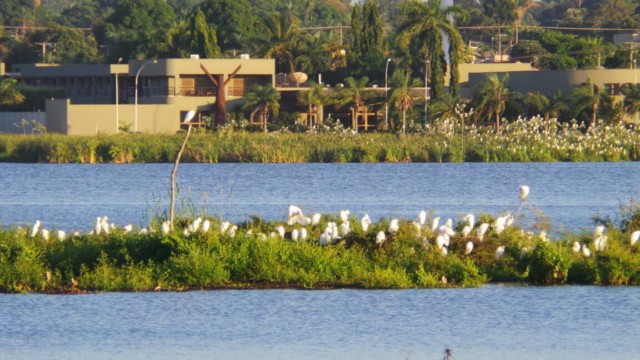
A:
[4,58,640,134]
[16,58,275,135]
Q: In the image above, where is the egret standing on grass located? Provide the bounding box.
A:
[170,110,197,231]
[631,230,640,246]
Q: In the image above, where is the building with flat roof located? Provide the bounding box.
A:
[13,58,275,135]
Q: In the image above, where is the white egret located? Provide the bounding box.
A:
[311,213,322,226]
[228,225,237,237]
[595,235,607,252]
[495,246,506,260]
[431,217,440,232]
[465,241,474,255]
[572,242,581,253]
[291,229,299,242]
[582,244,591,257]
[440,247,448,256]
[493,215,507,235]
[376,231,386,246]
[464,213,475,229]
[31,220,41,238]
[340,222,350,236]
[435,234,446,249]
[361,214,371,233]
[100,217,110,235]
[340,210,350,223]
[202,220,210,233]
[221,221,231,234]
[519,185,530,201]
[57,230,66,241]
[287,205,308,225]
[461,226,472,238]
[439,225,455,237]
[417,210,427,226]
[183,228,190,237]
[631,230,640,246]
[538,231,548,242]
[319,233,330,246]
[276,225,285,239]
[594,225,605,239]
[161,221,170,235]
[445,218,453,229]
[95,217,102,235]
[183,109,197,123]
[300,228,308,241]
[389,218,399,233]
[412,221,422,234]
[73,231,80,237]
[139,228,148,235]
[123,224,133,233]
[477,223,489,241]
[41,228,50,241]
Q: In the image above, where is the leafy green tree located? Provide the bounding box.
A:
[0,0,34,26]
[397,0,466,100]
[590,0,639,28]
[167,8,220,59]
[49,25,101,63]
[508,40,547,67]
[243,84,281,132]
[0,78,25,107]
[471,73,509,132]
[100,0,176,61]
[483,0,516,60]
[574,37,613,69]
[57,0,106,28]
[200,0,259,53]
[348,1,384,79]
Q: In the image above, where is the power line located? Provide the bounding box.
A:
[459,25,640,32]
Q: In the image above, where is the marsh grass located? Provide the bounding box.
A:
[0,117,637,163]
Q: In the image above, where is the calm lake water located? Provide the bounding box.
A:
[0,162,639,232]
[2,162,640,359]
[2,286,640,360]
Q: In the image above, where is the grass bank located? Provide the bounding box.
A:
[1,117,638,163]
[2,202,639,293]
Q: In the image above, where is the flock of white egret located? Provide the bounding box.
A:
[23,184,640,260]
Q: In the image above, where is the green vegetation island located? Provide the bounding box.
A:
[2,197,640,293]
[1,116,638,163]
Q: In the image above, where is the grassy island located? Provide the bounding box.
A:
[2,200,639,293]
[1,117,638,163]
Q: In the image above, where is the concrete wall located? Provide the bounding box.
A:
[0,112,46,133]
[463,68,640,96]
[46,99,202,135]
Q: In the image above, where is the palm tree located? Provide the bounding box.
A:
[332,76,370,112]
[253,12,299,74]
[389,70,420,134]
[514,0,539,45]
[622,84,640,121]
[396,0,466,100]
[295,33,331,77]
[429,93,460,121]
[472,74,509,132]
[571,79,609,128]
[243,84,281,132]
[298,82,327,127]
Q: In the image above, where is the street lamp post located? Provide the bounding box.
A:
[134,59,157,133]
[634,59,637,85]
[424,60,430,124]
[115,57,123,134]
[384,58,391,131]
